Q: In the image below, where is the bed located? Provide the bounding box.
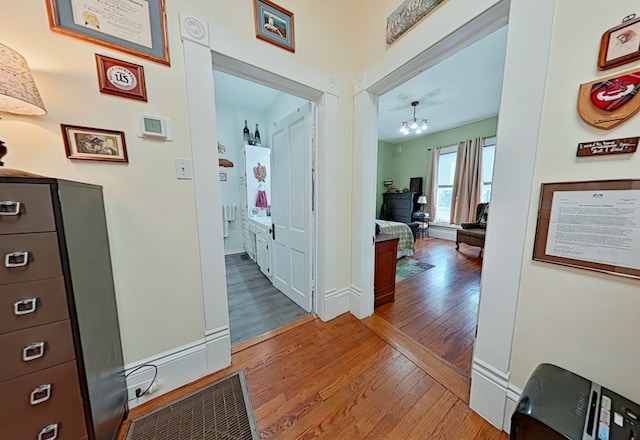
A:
[375,220,416,258]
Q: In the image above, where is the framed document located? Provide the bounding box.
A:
[533,179,640,279]
[46,0,170,65]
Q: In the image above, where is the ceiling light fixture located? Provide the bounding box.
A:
[400,101,428,135]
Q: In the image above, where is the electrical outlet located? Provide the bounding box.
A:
[146,381,163,395]
[175,159,192,180]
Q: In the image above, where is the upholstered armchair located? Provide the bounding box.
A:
[456,203,489,256]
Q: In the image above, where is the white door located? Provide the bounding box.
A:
[270,103,314,312]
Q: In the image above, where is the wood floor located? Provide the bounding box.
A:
[118,313,507,440]
[376,237,482,377]
[226,253,309,345]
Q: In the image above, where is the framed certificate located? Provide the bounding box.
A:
[46,0,170,65]
[533,179,640,279]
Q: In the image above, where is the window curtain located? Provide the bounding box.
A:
[424,147,440,220]
[450,137,483,225]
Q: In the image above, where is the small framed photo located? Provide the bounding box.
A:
[220,172,228,182]
[61,124,128,163]
[598,16,640,70]
[96,54,147,101]
[253,0,295,52]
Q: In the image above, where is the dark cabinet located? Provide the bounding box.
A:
[374,234,398,307]
[383,192,419,223]
[0,177,127,440]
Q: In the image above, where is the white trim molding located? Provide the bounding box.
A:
[504,383,523,434]
[179,13,210,46]
[321,288,351,321]
[470,358,510,429]
[205,326,231,374]
[124,339,208,407]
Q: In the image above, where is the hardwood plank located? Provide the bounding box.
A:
[362,313,470,403]
[117,313,505,440]
[375,237,482,378]
[232,314,316,354]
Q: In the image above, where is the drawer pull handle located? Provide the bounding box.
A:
[30,384,52,405]
[14,298,38,315]
[38,423,59,440]
[5,251,29,268]
[0,200,21,216]
[23,341,45,361]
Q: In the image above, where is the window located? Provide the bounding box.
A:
[434,138,496,224]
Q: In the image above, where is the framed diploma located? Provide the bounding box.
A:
[533,179,640,279]
[46,0,170,65]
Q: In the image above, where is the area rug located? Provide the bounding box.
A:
[124,370,259,440]
[396,258,435,282]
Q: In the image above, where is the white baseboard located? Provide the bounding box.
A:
[349,286,371,319]
[503,383,522,433]
[321,288,351,321]
[124,338,209,408]
[469,358,510,430]
[205,326,231,374]
[429,226,457,241]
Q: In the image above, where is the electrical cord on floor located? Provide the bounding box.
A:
[125,363,158,398]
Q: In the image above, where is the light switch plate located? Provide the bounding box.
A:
[175,159,192,180]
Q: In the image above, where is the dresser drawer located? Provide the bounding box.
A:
[0,361,87,440]
[0,320,75,383]
[0,184,55,235]
[0,232,62,285]
[0,277,68,334]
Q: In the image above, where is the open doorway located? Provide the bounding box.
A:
[213,70,314,345]
[373,25,508,378]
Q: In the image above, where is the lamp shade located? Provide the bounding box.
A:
[417,195,428,205]
[0,43,46,115]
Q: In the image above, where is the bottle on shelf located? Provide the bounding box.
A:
[254,124,261,146]
[243,120,250,144]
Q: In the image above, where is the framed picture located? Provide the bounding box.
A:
[96,54,147,101]
[387,0,447,45]
[46,0,170,65]
[61,124,128,163]
[253,0,295,52]
[220,172,228,182]
[598,16,640,70]
[533,179,640,279]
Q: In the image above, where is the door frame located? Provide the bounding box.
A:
[179,14,341,375]
[351,0,556,430]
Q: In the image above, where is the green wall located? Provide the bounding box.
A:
[376,116,498,216]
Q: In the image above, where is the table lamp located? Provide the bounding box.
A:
[417,195,428,214]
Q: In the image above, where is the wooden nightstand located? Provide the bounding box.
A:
[374,234,399,307]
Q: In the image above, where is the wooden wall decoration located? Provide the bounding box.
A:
[576,137,638,157]
[578,68,640,129]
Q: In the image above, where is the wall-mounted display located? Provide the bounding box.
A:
[46,0,170,65]
[577,137,639,157]
[96,54,147,101]
[61,124,128,162]
[253,0,295,52]
[387,0,447,45]
[220,172,227,182]
[533,179,640,279]
[577,68,640,129]
[598,15,640,70]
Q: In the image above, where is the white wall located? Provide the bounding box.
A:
[509,0,640,402]
[215,102,265,255]
[1,0,356,366]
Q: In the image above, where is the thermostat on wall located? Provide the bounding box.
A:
[136,114,173,141]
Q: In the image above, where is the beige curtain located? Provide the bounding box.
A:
[424,147,440,220]
[450,137,483,225]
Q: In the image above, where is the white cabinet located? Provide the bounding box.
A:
[255,223,270,277]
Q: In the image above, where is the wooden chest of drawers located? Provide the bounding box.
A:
[0,178,127,440]
[374,234,399,307]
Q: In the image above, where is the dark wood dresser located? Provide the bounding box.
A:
[383,192,418,223]
[374,234,399,307]
[0,177,127,440]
